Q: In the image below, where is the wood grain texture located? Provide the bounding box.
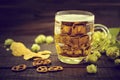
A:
[0,1,120,80]
[0,34,120,80]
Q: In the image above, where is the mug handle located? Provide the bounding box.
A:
[82,24,110,64]
[94,24,110,37]
[79,24,110,64]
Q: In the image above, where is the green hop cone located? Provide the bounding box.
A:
[114,59,120,65]
[35,34,46,44]
[46,36,54,44]
[92,50,101,59]
[92,31,106,42]
[91,31,111,53]
[86,64,97,73]
[86,54,98,64]
[4,38,14,46]
[31,44,40,52]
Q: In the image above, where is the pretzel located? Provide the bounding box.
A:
[32,59,51,67]
[33,60,43,67]
[56,66,64,71]
[42,59,51,65]
[11,64,27,72]
[48,66,63,72]
[33,58,42,61]
[36,66,48,73]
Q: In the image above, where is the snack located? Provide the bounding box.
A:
[23,50,51,60]
[32,59,51,67]
[36,66,48,73]
[48,66,63,72]
[42,59,51,65]
[11,64,27,72]
[10,42,51,60]
[33,58,42,61]
[10,42,32,56]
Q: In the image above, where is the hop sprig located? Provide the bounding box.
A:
[106,46,120,59]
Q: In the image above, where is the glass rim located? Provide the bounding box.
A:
[56,10,94,16]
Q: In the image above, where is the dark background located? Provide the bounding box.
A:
[0,0,120,35]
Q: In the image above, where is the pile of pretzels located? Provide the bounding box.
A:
[11,58,63,73]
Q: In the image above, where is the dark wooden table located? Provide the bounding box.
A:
[0,36,120,80]
[0,1,120,80]
[0,27,120,80]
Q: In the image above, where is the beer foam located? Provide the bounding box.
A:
[55,14,94,22]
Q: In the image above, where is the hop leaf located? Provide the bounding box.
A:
[106,46,120,59]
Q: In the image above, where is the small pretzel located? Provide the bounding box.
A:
[36,66,48,73]
[32,59,51,67]
[33,58,42,61]
[11,64,27,72]
[32,60,43,67]
[42,59,51,65]
[48,66,63,72]
[56,66,64,71]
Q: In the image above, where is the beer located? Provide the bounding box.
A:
[54,11,94,64]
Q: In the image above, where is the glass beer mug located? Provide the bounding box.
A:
[54,10,109,64]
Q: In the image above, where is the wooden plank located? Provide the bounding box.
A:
[0,43,117,68]
[0,35,118,68]
[0,67,120,80]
